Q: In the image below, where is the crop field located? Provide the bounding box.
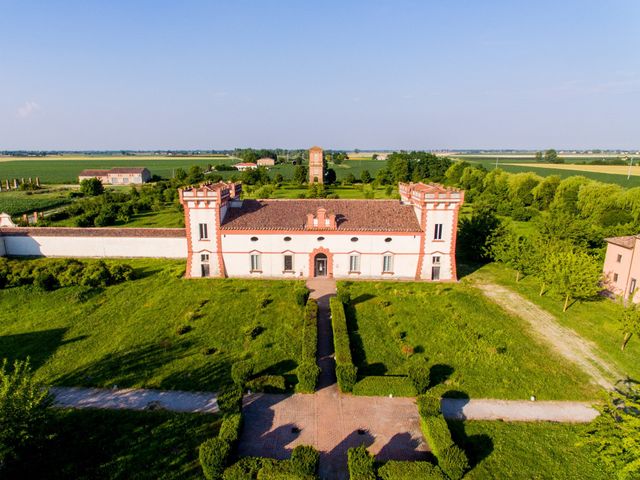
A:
[508,162,640,176]
[0,190,72,216]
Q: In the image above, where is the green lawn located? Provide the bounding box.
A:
[340,281,599,400]
[452,420,609,479]
[473,262,640,382]
[7,409,217,480]
[0,189,73,216]
[0,259,305,391]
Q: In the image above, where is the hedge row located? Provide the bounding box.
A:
[223,445,320,480]
[330,297,357,392]
[0,258,134,290]
[377,460,447,479]
[351,376,416,397]
[418,393,469,480]
[296,299,320,393]
[200,412,245,480]
[347,445,376,480]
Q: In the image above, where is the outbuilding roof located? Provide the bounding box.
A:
[605,235,637,249]
[0,227,185,238]
[221,199,422,232]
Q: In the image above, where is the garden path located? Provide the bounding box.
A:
[476,281,623,390]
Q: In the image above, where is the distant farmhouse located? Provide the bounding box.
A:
[257,157,275,167]
[233,162,257,171]
[603,236,640,302]
[1,147,464,282]
[78,167,151,185]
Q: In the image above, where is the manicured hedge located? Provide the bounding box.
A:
[200,437,232,480]
[296,299,320,393]
[254,445,319,479]
[231,360,255,387]
[219,413,243,444]
[352,376,416,397]
[377,460,447,479]
[407,358,430,394]
[222,456,263,480]
[217,385,244,414]
[330,297,357,393]
[347,445,376,480]
[417,393,441,418]
[246,375,287,393]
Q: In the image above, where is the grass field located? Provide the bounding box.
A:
[0,259,306,391]
[340,280,599,400]
[508,162,640,176]
[0,189,73,216]
[474,262,640,382]
[453,420,608,479]
[8,409,217,480]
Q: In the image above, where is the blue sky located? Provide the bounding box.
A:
[1,0,639,150]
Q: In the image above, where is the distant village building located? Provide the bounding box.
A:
[78,167,151,185]
[257,157,275,167]
[603,235,640,302]
[309,146,324,184]
[234,162,258,171]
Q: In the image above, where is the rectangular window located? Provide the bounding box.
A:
[614,273,619,282]
[250,254,261,272]
[617,254,623,263]
[123,177,129,184]
[631,278,637,294]
[382,255,393,273]
[199,223,208,240]
[432,255,441,265]
[349,255,360,273]
[434,223,443,240]
[283,254,293,272]
[200,253,209,262]
[432,266,441,280]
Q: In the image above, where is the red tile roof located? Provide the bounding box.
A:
[605,236,636,249]
[108,167,148,174]
[79,167,148,176]
[0,227,185,238]
[221,199,422,232]
[79,169,110,176]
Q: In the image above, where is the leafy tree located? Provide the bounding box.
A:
[187,165,205,184]
[325,168,337,185]
[532,175,561,210]
[534,151,543,162]
[79,178,104,196]
[507,172,541,206]
[459,166,487,191]
[619,302,640,351]
[548,249,602,311]
[544,149,559,163]
[549,176,590,215]
[577,182,624,223]
[444,161,471,185]
[581,385,640,479]
[174,168,187,181]
[360,170,372,184]
[343,173,356,185]
[0,359,53,468]
[293,165,308,185]
[457,204,501,262]
[488,225,535,281]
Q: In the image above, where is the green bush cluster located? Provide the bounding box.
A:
[246,375,286,393]
[0,258,134,290]
[330,297,358,392]
[217,385,244,415]
[250,445,320,479]
[296,299,319,393]
[407,358,431,394]
[377,460,446,479]
[347,445,376,480]
[351,376,416,397]
[219,413,243,444]
[294,287,310,306]
[200,437,232,480]
[231,360,255,387]
[419,394,469,480]
[222,457,263,480]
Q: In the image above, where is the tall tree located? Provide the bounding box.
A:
[544,149,559,163]
[532,175,561,210]
[457,204,501,262]
[619,302,640,351]
[549,249,602,311]
[360,170,372,184]
[488,225,535,282]
[79,178,104,196]
[293,165,308,185]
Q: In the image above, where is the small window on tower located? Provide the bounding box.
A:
[434,224,443,240]
[199,223,208,240]
[617,254,623,263]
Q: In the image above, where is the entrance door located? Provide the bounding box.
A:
[314,253,327,277]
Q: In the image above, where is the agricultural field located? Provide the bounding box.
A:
[0,189,73,216]
[7,409,216,480]
[475,262,640,381]
[0,259,306,392]
[453,420,609,479]
[339,280,599,400]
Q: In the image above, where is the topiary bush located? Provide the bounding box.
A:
[246,375,286,393]
[290,445,320,476]
[347,445,376,480]
[330,297,358,393]
[223,457,264,480]
[217,385,244,414]
[407,358,430,394]
[336,364,358,393]
[200,437,231,480]
[438,445,469,480]
[417,393,441,418]
[295,287,310,306]
[377,460,447,479]
[296,362,320,393]
[231,360,255,387]
[219,413,243,444]
[301,299,318,360]
[337,290,351,305]
[421,415,453,457]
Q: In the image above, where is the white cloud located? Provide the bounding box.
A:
[17,101,41,118]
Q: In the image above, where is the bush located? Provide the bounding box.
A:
[219,413,243,444]
[377,461,446,479]
[294,288,310,306]
[296,362,320,393]
[246,375,286,393]
[421,416,453,457]
[217,385,244,414]
[336,364,358,393]
[200,437,231,480]
[231,360,255,387]
[330,298,352,364]
[347,445,376,480]
[352,376,416,397]
[337,290,351,305]
[407,358,430,394]
[417,393,441,418]
[223,457,264,480]
[290,445,320,476]
[301,299,318,360]
[438,445,469,480]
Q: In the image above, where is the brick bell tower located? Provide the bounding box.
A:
[308,146,324,184]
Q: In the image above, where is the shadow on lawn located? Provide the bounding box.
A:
[447,420,494,470]
[55,338,232,391]
[0,328,87,371]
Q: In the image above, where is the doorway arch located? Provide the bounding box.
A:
[309,247,333,278]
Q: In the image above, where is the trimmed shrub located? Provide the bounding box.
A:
[217,385,243,414]
[246,375,286,393]
[417,393,441,418]
[231,360,255,386]
[439,445,469,480]
[223,457,264,480]
[294,287,310,306]
[301,299,318,360]
[352,376,416,397]
[337,290,351,305]
[219,413,243,444]
[407,358,430,394]
[347,445,376,480]
[420,416,453,457]
[200,437,231,480]
[296,362,320,393]
[290,445,320,476]
[336,364,357,393]
[377,460,447,480]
